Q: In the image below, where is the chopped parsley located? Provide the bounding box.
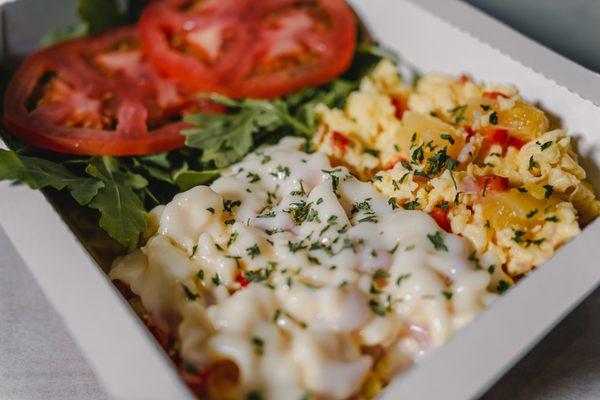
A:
[540,141,553,151]
[440,133,455,145]
[427,231,448,251]
[181,284,198,301]
[364,148,380,157]
[388,197,399,210]
[358,215,378,223]
[512,229,525,243]
[402,200,420,210]
[287,240,307,253]
[286,201,313,225]
[489,111,498,125]
[257,211,276,218]
[244,269,270,283]
[411,144,425,164]
[373,269,390,280]
[497,280,510,294]
[528,156,540,171]
[543,184,554,198]
[246,171,261,183]
[223,199,242,214]
[368,299,388,316]
[274,164,290,179]
[448,104,467,124]
[396,273,411,286]
[425,148,459,175]
[526,209,538,218]
[251,337,264,356]
[246,244,261,259]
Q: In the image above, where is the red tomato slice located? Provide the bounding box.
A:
[139,0,252,95]
[139,0,356,98]
[236,0,357,98]
[3,27,222,156]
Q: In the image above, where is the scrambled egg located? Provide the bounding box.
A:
[315,59,599,288]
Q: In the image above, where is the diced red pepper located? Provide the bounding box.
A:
[391,97,407,119]
[488,128,509,146]
[429,208,452,232]
[485,128,526,153]
[235,274,250,288]
[458,74,471,84]
[464,125,475,140]
[331,131,351,151]
[506,135,526,150]
[483,91,510,99]
[475,174,509,196]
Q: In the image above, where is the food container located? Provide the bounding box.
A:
[1,0,599,398]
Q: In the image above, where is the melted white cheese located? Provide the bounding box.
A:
[110,137,492,399]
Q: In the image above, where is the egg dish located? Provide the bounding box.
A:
[110,61,599,400]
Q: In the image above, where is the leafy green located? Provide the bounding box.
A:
[41,23,88,47]
[78,0,124,34]
[173,168,221,191]
[183,79,358,169]
[0,149,103,205]
[41,0,150,46]
[85,157,148,249]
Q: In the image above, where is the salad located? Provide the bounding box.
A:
[0,1,598,399]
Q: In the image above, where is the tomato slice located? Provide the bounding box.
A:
[3,27,222,156]
[139,0,356,98]
[236,0,357,98]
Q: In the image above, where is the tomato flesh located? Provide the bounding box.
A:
[3,27,222,156]
[139,0,356,98]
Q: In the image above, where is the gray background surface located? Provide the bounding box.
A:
[1,0,599,399]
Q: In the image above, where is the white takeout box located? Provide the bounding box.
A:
[1,0,599,399]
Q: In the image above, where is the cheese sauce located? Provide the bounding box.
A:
[110,138,492,399]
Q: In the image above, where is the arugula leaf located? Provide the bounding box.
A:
[173,168,221,191]
[78,0,124,33]
[0,149,103,205]
[41,0,149,46]
[85,157,148,248]
[183,94,313,168]
[357,42,400,64]
[183,110,257,168]
[41,23,88,47]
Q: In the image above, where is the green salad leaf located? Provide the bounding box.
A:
[0,149,103,205]
[78,0,125,34]
[183,78,359,169]
[41,0,150,46]
[85,157,148,249]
